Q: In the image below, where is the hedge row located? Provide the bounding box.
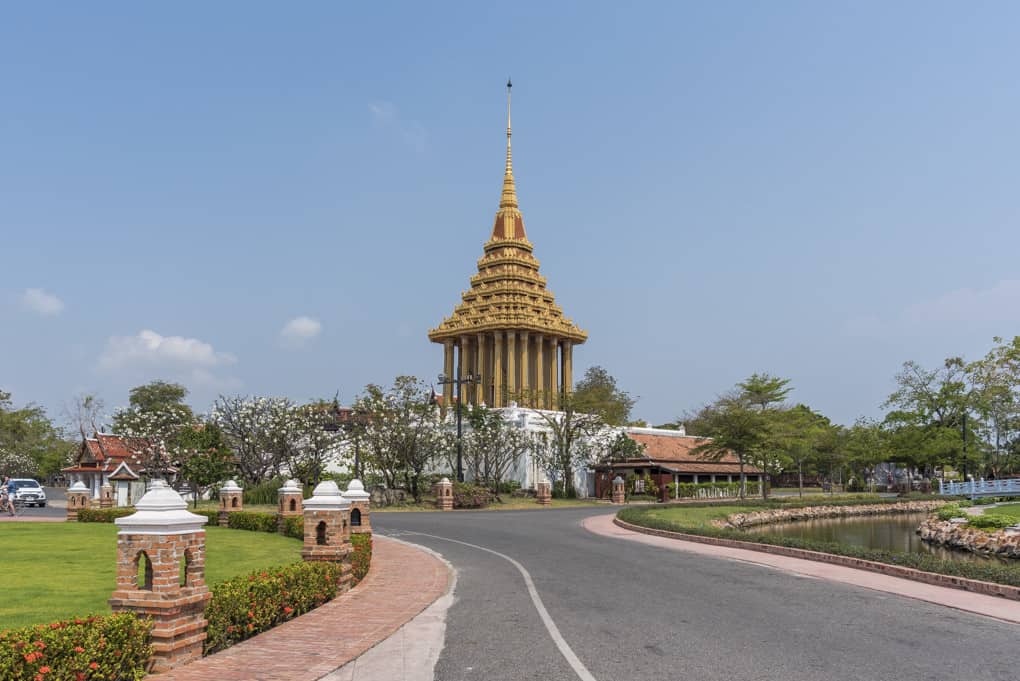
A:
[226,511,278,533]
[0,614,151,681]
[203,562,344,654]
[452,482,493,509]
[617,506,1020,587]
[350,534,372,585]
[75,507,135,523]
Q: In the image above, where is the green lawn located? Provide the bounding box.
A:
[623,504,766,530]
[0,523,302,629]
[985,502,1020,519]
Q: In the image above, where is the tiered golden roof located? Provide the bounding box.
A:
[428,85,587,345]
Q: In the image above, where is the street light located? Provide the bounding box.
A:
[324,405,368,480]
[437,372,481,483]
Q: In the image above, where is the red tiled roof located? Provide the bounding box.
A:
[623,432,764,474]
[64,433,151,473]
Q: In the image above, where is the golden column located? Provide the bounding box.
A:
[535,334,545,408]
[562,340,573,397]
[551,338,560,408]
[493,332,504,407]
[458,336,469,405]
[520,331,530,400]
[507,332,517,402]
[443,340,455,405]
[477,332,487,405]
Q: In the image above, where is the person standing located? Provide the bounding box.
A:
[2,476,16,516]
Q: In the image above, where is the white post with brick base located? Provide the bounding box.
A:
[611,476,626,505]
[100,482,114,509]
[218,479,243,527]
[109,480,211,673]
[536,480,552,507]
[342,479,371,534]
[302,480,353,593]
[435,477,453,511]
[66,481,90,521]
[277,479,303,532]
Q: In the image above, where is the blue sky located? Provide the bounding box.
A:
[2,2,1019,428]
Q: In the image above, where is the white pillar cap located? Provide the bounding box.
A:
[279,479,302,494]
[342,478,371,501]
[220,480,243,493]
[305,480,350,511]
[68,481,88,492]
[115,480,209,535]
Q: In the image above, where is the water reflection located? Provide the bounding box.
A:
[742,511,999,563]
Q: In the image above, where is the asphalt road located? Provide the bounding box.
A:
[7,486,66,518]
[374,508,1018,681]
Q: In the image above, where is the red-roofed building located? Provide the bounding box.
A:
[593,426,763,499]
[62,432,155,505]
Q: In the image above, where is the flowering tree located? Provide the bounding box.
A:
[286,402,348,486]
[210,396,304,485]
[530,396,611,496]
[113,402,194,481]
[356,377,451,502]
[462,406,531,493]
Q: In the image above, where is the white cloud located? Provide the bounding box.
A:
[22,288,64,316]
[369,100,427,152]
[280,316,322,347]
[98,329,236,372]
[905,279,1020,324]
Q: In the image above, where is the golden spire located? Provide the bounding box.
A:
[500,78,517,210]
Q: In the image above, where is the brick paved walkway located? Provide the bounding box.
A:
[154,536,451,681]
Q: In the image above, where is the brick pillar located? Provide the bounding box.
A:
[218,480,243,527]
[342,479,371,534]
[301,481,352,594]
[611,476,626,505]
[109,480,211,673]
[100,482,114,509]
[66,481,90,521]
[435,477,453,511]
[536,480,552,507]
[277,479,303,532]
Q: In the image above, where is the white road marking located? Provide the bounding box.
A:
[403,531,599,681]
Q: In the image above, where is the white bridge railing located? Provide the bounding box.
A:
[938,478,1020,498]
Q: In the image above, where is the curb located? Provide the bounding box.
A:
[612,516,1020,602]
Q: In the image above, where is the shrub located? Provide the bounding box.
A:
[936,505,963,521]
[452,482,492,509]
[193,509,220,526]
[76,507,135,523]
[350,533,372,585]
[227,511,278,533]
[204,562,344,654]
[242,477,288,505]
[0,613,152,681]
[967,514,1015,530]
[282,515,304,540]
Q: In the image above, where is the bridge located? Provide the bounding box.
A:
[938,478,1020,499]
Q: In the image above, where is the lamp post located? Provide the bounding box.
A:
[325,405,367,480]
[437,372,481,483]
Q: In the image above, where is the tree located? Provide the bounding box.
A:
[356,377,451,502]
[210,396,303,485]
[738,373,792,412]
[967,336,1020,477]
[124,381,190,415]
[64,392,105,439]
[689,394,769,499]
[176,422,236,507]
[0,390,70,479]
[462,406,531,494]
[530,394,610,496]
[286,401,347,487]
[114,402,195,480]
[571,366,636,426]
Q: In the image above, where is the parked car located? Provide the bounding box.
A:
[11,478,47,507]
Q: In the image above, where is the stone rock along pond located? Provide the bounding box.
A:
[742,511,1005,563]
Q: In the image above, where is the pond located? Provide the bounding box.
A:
[742,511,1002,564]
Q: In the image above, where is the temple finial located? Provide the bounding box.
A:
[500,78,517,210]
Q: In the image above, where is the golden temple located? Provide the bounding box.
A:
[428,81,587,409]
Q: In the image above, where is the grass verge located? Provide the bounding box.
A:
[618,499,1020,588]
[0,523,302,628]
